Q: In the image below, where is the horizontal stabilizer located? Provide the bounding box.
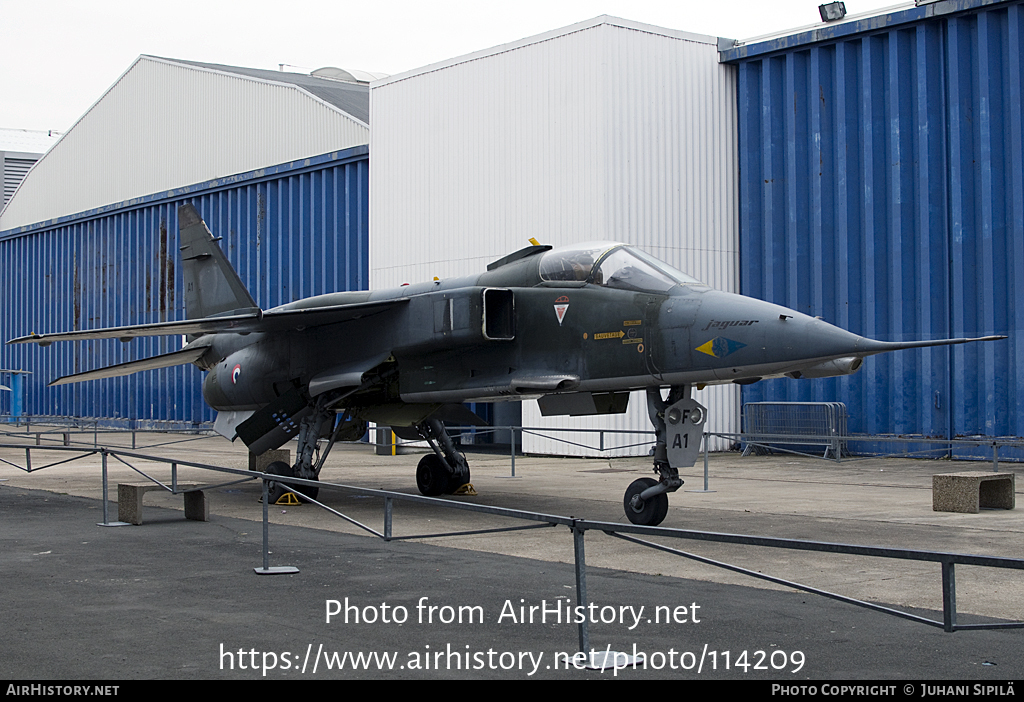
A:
[48,344,210,386]
[7,298,408,346]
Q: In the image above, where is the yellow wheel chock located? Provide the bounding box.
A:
[274,492,301,506]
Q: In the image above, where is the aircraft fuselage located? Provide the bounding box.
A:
[199,247,873,414]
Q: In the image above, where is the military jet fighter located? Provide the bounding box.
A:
[9,204,1005,526]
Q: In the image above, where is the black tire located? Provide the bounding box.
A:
[264,461,294,504]
[296,474,319,501]
[264,460,319,503]
[416,454,451,497]
[445,455,470,495]
[623,477,669,526]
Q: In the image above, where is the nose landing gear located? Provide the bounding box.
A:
[623,385,706,526]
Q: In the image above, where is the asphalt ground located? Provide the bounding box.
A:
[1,427,1023,682]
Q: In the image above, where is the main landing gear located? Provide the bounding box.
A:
[623,385,707,526]
[414,418,473,496]
[264,400,367,505]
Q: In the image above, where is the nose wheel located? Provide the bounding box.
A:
[624,477,669,526]
[625,385,707,526]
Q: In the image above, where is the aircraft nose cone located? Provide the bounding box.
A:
[694,291,867,365]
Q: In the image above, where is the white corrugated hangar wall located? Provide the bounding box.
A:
[369,15,740,456]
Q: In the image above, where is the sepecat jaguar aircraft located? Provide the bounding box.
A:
[9,204,1005,525]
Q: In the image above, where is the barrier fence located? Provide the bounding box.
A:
[7,411,1022,465]
[1,434,1022,658]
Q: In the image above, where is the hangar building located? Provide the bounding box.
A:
[369,16,739,453]
[2,129,59,209]
[721,0,1023,456]
[0,56,371,425]
[1,1,1020,457]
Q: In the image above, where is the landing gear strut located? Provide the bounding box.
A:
[265,400,368,505]
[623,385,707,526]
[415,419,472,496]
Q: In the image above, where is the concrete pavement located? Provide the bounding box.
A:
[1,427,1022,679]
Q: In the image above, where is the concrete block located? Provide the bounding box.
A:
[117,482,202,525]
[248,449,291,472]
[932,472,1015,513]
[183,490,208,522]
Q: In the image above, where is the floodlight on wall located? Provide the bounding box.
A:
[819,1,847,21]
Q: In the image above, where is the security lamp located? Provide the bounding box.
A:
[819,1,846,21]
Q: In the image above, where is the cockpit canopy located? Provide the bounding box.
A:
[538,243,703,293]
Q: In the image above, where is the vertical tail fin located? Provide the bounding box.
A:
[178,204,258,320]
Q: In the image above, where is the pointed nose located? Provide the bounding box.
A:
[694,291,868,365]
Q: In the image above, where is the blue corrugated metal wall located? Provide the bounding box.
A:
[0,146,369,425]
[725,0,1023,449]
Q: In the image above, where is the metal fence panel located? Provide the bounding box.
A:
[742,402,847,458]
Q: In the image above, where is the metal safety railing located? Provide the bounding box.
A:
[731,430,1024,470]
[402,425,657,479]
[2,438,1023,657]
[0,414,215,450]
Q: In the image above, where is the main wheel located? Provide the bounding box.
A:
[264,461,319,503]
[264,461,295,504]
[416,454,451,496]
[445,453,470,495]
[296,473,319,501]
[623,477,669,526]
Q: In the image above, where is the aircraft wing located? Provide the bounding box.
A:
[7,298,408,346]
[47,344,212,387]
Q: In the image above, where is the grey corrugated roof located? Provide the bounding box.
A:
[0,128,59,155]
[158,57,370,124]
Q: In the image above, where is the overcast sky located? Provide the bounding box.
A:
[3,0,907,133]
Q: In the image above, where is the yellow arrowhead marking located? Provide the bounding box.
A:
[696,339,717,357]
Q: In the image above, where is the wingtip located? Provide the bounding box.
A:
[6,332,43,345]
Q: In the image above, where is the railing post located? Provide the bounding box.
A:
[993,442,999,472]
[703,432,710,490]
[687,432,716,494]
[384,496,393,541]
[573,525,589,655]
[255,479,299,575]
[101,450,109,524]
[262,479,270,571]
[941,561,957,632]
[171,463,177,492]
[510,426,516,478]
